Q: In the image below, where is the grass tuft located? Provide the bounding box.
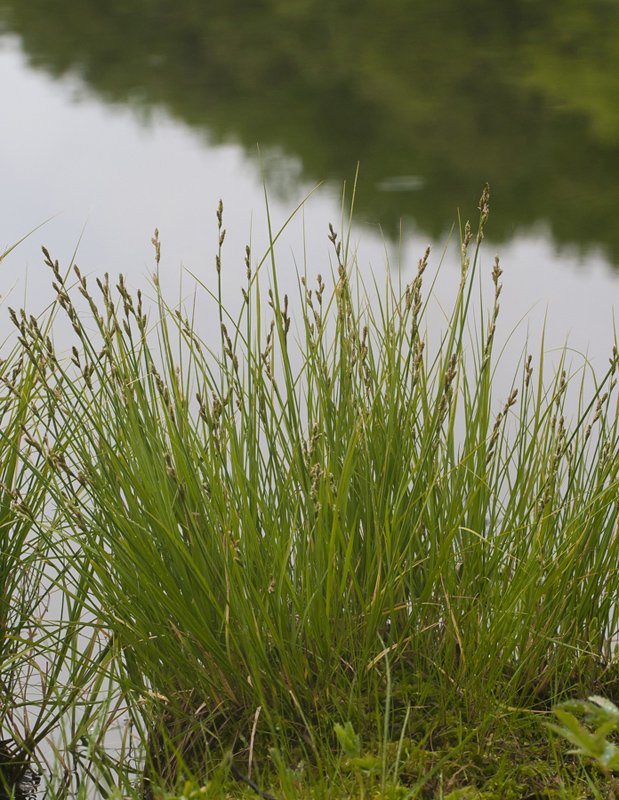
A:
[7,184,619,798]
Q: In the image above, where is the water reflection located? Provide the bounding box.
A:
[0,0,618,261]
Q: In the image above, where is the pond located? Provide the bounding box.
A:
[1,1,618,366]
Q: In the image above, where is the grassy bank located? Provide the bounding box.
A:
[2,185,619,798]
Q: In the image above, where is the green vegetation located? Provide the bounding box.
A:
[0,243,112,798]
[550,696,619,793]
[2,186,619,798]
[1,0,619,258]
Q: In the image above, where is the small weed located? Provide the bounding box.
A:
[549,695,619,796]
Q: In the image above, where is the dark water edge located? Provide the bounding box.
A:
[0,768,40,800]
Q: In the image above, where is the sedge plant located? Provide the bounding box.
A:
[0,319,108,792]
[16,184,619,794]
[0,239,124,799]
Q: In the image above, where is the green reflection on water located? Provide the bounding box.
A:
[1,0,618,261]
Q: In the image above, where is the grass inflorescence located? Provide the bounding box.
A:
[2,184,619,798]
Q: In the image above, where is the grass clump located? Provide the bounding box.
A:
[11,184,619,798]
[0,249,111,798]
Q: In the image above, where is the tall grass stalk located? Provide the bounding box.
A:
[0,246,112,794]
[22,186,619,784]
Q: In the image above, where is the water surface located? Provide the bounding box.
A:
[0,1,618,364]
